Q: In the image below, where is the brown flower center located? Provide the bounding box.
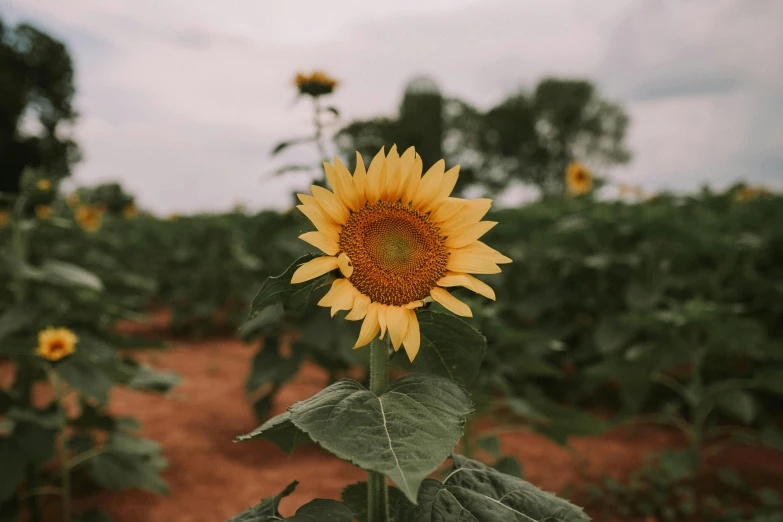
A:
[339,201,448,306]
[49,340,65,355]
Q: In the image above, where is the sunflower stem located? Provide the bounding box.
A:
[368,337,390,522]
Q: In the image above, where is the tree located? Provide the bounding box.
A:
[0,18,79,195]
[335,76,631,198]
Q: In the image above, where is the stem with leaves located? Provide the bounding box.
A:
[49,370,71,522]
[312,96,329,185]
[368,337,391,522]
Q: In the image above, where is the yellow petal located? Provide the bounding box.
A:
[354,303,381,349]
[323,161,357,211]
[386,306,409,351]
[402,153,423,204]
[366,147,385,203]
[311,185,349,224]
[334,157,363,211]
[430,198,465,224]
[446,242,510,274]
[382,145,400,202]
[411,160,445,211]
[317,278,347,307]
[330,281,357,317]
[291,256,338,284]
[439,198,493,233]
[437,272,496,300]
[402,309,421,362]
[299,231,339,255]
[345,293,371,321]
[445,221,498,249]
[353,152,367,199]
[404,300,425,309]
[436,165,460,201]
[377,304,389,339]
[464,241,513,264]
[297,195,341,241]
[396,147,416,201]
[338,252,353,278]
[430,287,473,317]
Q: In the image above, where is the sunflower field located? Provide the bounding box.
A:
[2,15,783,522]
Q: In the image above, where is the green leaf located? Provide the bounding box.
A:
[34,260,104,292]
[341,481,404,522]
[236,412,310,454]
[88,434,168,494]
[289,374,473,502]
[287,499,354,522]
[396,455,589,522]
[756,369,783,395]
[125,363,180,393]
[477,436,501,458]
[0,306,37,342]
[593,317,635,354]
[246,338,303,393]
[229,481,297,521]
[252,393,274,421]
[492,456,524,479]
[245,254,329,324]
[716,389,757,424]
[57,357,114,405]
[400,311,487,386]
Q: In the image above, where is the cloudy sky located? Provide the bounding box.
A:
[3,0,782,212]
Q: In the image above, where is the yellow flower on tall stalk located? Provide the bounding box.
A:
[75,205,104,232]
[123,203,139,219]
[566,162,593,195]
[36,327,78,361]
[294,70,338,97]
[35,205,53,219]
[291,146,511,361]
[37,179,52,191]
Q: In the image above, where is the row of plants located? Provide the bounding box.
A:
[0,173,179,522]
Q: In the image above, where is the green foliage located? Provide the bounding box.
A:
[229,481,354,522]
[396,455,589,522]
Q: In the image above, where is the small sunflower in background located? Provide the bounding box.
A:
[0,209,9,228]
[76,205,104,232]
[36,178,52,191]
[35,205,53,219]
[736,186,765,202]
[291,146,511,362]
[566,162,593,196]
[36,327,78,361]
[168,213,180,222]
[123,203,139,219]
[66,193,80,208]
[294,70,339,97]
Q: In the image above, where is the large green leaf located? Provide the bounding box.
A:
[245,254,329,323]
[396,455,589,522]
[87,434,168,494]
[715,389,757,425]
[32,260,104,292]
[57,357,114,405]
[289,374,473,502]
[398,311,487,386]
[236,412,311,454]
[229,481,297,521]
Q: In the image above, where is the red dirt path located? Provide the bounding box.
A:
[63,337,783,522]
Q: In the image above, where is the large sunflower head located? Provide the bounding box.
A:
[566,162,593,195]
[291,146,511,362]
[36,327,78,361]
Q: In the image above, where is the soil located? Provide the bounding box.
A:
[10,319,783,521]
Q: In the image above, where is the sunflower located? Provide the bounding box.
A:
[35,205,53,219]
[123,203,139,219]
[566,162,593,195]
[36,179,52,191]
[66,193,80,208]
[0,210,9,228]
[736,186,764,202]
[294,70,338,97]
[75,205,104,232]
[291,146,511,361]
[36,327,78,361]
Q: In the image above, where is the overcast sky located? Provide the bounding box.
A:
[3,0,782,212]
